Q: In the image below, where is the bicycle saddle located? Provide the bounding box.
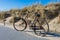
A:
[35,13,40,17]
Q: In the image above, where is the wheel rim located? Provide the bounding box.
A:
[33,19,49,36]
[42,20,49,33]
[34,29,46,36]
[14,18,27,31]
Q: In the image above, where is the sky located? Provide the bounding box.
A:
[0,0,60,11]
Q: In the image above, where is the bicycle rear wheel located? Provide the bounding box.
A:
[34,28,46,36]
[13,18,27,31]
[33,19,49,36]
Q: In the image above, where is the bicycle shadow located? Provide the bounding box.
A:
[46,32,60,37]
[23,30,60,37]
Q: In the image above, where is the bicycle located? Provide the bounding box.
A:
[13,13,49,36]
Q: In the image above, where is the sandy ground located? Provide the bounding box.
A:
[0,23,60,40]
[0,24,48,40]
[0,16,60,40]
[48,16,60,33]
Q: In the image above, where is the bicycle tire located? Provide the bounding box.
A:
[13,18,27,31]
[33,19,49,36]
[34,28,46,36]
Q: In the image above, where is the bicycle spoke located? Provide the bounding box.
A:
[13,18,27,31]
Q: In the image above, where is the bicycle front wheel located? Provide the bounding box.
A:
[13,18,27,31]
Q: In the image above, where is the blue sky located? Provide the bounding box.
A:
[0,0,60,11]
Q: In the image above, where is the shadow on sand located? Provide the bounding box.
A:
[23,30,60,37]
